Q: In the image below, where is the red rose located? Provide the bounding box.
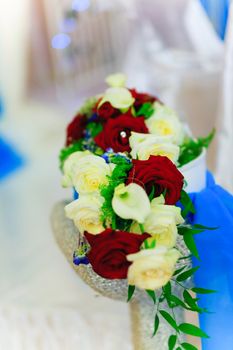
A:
[66,114,87,146]
[85,229,149,279]
[130,89,158,109]
[94,114,149,152]
[97,102,118,121]
[127,156,184,205]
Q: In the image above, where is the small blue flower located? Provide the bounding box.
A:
[73,188,79,200]
[73,254,89,266]
[89,113,98,122]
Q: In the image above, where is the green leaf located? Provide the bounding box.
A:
[136,102,154,119]
[181,343,198,350]
[178,129,215,167]
[179,323,209,338]
[198,128,216,148]
[163,282,172,296]
[59,140,84,170]
[176,267,199,282]
[173,266,186,276]
[86,122,103,137]
[183,232,199,259]
[193,224,218,231]
[178,226,204,236]
[127,285,135,302]
[149,186,155,201]
[191,287,216,294]
[159,310,179,331]
[146,290,156,304]
[169,295,188,309]
[153,314,159,337]
[168,335,177,350]
[183,290,199,311]
[180,190,195,218]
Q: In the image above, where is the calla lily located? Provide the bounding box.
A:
[99,87,135,110]
[112,183,150,224]
[105,73,127,88]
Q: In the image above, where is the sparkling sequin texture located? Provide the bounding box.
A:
[51,202,191,349]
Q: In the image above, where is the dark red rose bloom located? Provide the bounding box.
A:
[66,114,87,146]
[97,102,118,121]
[94,114,149,152]
[85,229,149,279]
[130,89,158,109]
[127,155,184,205]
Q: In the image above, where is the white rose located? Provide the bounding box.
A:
[130,195,184,248]
[62,151,113,194]
[146,102,185,145]
[65,193,105,235]
[127,246,180,290]
[129,132,179,163]
[62,151,91,187]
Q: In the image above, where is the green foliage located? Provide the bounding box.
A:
[180,190,195,218]
[179,323,209,338]
[173,266,186,277]
[183,232,199,259]
[191,287,216,294]
[178,223,218,259]
[127,285,135,302]
[178,129,215,167]
[146,290,156,304]
[168,335,177,350]
[59,140,84,170]
[136,102,155,119]
[100,156,133,229]
[159,310,179,332]
[79,97,98,117]
[181,343,198,350]
[86,122,103,138]
[176,267,199,282]
[153,314,160,337]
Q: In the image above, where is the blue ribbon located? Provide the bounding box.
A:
[189,172,233,349]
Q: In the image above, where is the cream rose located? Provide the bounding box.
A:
[62,150,91,188]
[129,132,179,163]
[127,246,180,290]
[65,193,105,235]
[62,151,113,194]
[146,102,185,145]
[130,195,184,248]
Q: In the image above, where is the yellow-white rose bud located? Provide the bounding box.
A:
[127,246,180,290]
[130,195,184,248]
[65,193,105,235]
[62,151,113,194]
[105,73,127,88]
[99,87,135,110]
[146,102,185,145]
[112,183,150,224]
[129,132,179,163]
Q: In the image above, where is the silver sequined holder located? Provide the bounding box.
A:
[51,201,192,350]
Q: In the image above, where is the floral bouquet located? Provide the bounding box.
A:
[58,74,215,350]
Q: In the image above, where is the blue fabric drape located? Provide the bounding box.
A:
[189,172,233,349]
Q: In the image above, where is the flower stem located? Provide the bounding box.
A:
[139,223,145,233]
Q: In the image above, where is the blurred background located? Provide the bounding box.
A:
[0,0,232,349]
